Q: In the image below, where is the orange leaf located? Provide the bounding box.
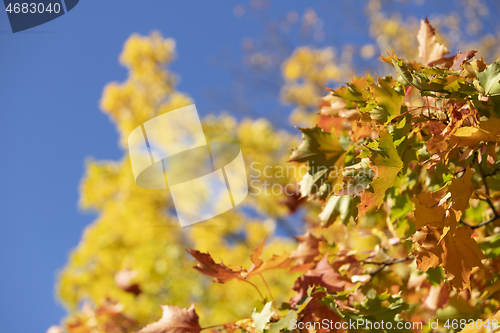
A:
[290,232,321,264]
[138,304,202,333]
[410,226,487,291]
[188,248,245,283]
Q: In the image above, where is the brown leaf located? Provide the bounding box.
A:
[424,283,449,310]
[426,136,449,155]
[290,232,321,264]
[138,305,202,333]
[189,248,245,283]
[66,300,136,333]
[189,238,291,283]
[448,168,474,214]
[410,226,487,291]
[115,268,141,296]
[417,18,449,66]
[291,254,353,306]
[279,188,306,214]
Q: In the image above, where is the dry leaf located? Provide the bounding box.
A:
[290,232,321,264]
[138,305,202,333]
[417,18,449,66]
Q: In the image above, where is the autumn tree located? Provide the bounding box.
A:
[136,20,500,333]
[51,5,500,333]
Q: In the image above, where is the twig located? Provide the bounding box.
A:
[362,257,415,277]
[471,157,500,228]
[462,215,500,229]
[243,280,267,304]
[485,168,500,178]
[259,274,275,303]
[477,156,491,196]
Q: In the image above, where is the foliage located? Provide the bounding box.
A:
[57,32,303,331]
[54,17,500,333]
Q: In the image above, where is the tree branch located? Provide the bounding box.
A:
[462,157,500,229]
[361,257,415,277]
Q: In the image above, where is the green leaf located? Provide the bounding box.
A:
[368,77,404,124]
[298,168,328,198]
[479,233,500,259]
[477,61,500,96]
[359,294,411,332]
[319,195,353,225]
[290,126,345,163]
[392,58,423,89]
[426,267,445,286]
[390,194,414,221]
[268,310,297,333]
[357,129,403,218]
[332,75,374,107]
[252,302,274,333]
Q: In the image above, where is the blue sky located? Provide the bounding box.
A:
[0,1,498,332]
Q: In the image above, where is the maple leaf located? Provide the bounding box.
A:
[331,75,373,107]
[188,248,245,283]
[251,302,273,333]
[357,129,403,218]
[189,238,291,283]
[426,136,449,155]
[411,193,446,230]
[291,254,353,306]
[289,126,345,163]
[320,94,359,119]
[430,74,466,92]
[450,50,477,71]
[291,126,347,199]
[410,226,487,291]
[368,77,404,123]
[353,291,410,329]
[417,18,449,66]
[424,283,449,310]
[453,117,500,147]
[268,310,297,333]
[477,61,500,96]
[247,252,292,277]
[448,167,474,214]
[246,237,292,276]
[463,57,487,78]
[290,232,321,264]
[138,304,202,333]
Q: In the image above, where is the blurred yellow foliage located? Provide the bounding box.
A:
[57,32,303,330]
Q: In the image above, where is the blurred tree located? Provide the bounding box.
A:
[57,32,305,331]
